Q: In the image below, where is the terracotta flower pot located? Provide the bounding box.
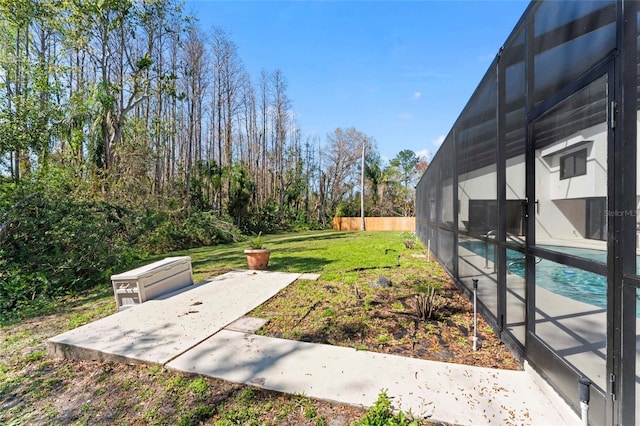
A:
[244,249,271,270]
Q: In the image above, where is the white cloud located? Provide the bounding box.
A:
[431,135,446,147]
[412,91,422,100]
[398,112,413,120]
[415,149,433,161]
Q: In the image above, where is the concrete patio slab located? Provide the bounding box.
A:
[47,270,300,365]
[224,316,269,333]
[166,330,580,426]
[298,273,321,281]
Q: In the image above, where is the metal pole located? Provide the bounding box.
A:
[579,376,591,426]
[360,139,365,231]
[427,239,431,262]
[493,245,497,273]
[472,279,478,351]
[484,240,489,268]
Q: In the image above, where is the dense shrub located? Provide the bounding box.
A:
[241,198,283,234]
[0,194,143,316]
[334,200,359,218]
[140,211,241,255]
[0,189,243,320]
[0,176,318,321]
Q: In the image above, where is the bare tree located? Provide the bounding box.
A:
[270,69,290,213]
[181,25,208,206]
[208,26,244,211]
[257,69,270,206]
[323,127,375,216]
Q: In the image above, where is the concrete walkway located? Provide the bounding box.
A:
[48,270,580,425]
[167,329,578,425]
[48,270,301,364]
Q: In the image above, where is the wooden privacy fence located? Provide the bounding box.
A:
[332,217,415,232]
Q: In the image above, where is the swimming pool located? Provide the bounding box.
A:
[459,241,639,314]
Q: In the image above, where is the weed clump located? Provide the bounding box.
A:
[354,390,419,426]
[415,284,442,321]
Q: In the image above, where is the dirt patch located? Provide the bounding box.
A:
[253,256,521,371]
[1,357,369,425]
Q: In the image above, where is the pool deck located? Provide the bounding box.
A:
[458,239,640,418]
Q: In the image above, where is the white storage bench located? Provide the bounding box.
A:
[111,256,194,310]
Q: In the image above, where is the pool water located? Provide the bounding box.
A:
[459,241,640,315]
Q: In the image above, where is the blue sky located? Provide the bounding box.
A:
[185,0,530,162]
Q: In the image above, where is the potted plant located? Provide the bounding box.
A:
[244,232,271,270]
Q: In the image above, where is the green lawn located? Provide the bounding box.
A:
[160,230,426,285]
[1,230,441,425]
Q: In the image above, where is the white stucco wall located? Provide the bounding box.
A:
[441,180,454,224]
[455,119,610,241]
[457,165,497,229]
[506,154,526,200]
[535,122,607,240]
[538,122,607,200]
